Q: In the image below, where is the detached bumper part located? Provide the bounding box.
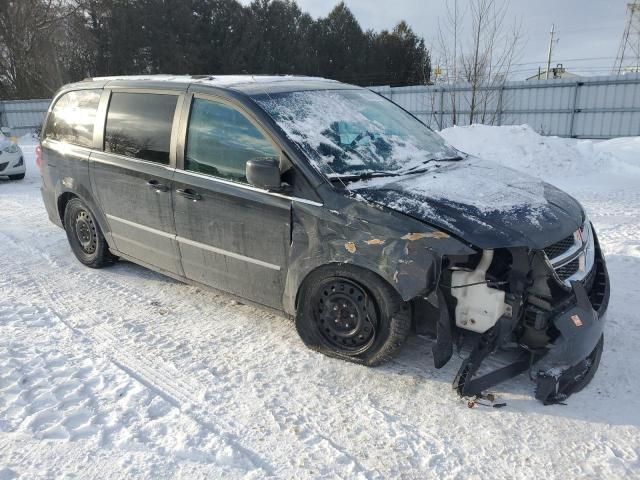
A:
[452,245,609,405]
[535,335,604,405]
[534,253,609,404]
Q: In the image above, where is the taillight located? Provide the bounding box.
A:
[35,144,43,175]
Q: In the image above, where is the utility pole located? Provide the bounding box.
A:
[613,0,640,74]
[545,24,555,80]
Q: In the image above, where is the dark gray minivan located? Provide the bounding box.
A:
[39,75,609,404]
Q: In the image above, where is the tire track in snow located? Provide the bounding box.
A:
[0,229,379,478]
[0,235,273,476]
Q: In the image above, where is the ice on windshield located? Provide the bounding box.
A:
[253,89,456,177]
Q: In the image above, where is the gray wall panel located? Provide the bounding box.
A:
[372,74,640,138]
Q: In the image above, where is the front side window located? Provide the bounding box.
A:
[185,98,278,183]
[44,89,101,147]
[253,89,458,178]
[104,92,178,164]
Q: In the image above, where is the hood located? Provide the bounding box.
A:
[349,156,584,249]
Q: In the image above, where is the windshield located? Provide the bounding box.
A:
[252,89,459,178]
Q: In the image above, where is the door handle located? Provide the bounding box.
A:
[147,179,169,192]
[176,188,202,201]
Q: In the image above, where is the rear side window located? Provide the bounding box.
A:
[44,90,101,147]
[104,92,178,165]
[185,98,278,183]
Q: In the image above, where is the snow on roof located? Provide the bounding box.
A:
[87,74,338,88]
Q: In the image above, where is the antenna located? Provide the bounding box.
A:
[613,0,640,74]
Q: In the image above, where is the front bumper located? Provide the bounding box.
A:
[534,235,609,403]
[452,232,609,405]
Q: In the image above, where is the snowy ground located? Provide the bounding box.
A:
[1,126,639,479]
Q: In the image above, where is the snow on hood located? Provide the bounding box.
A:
[350,156,584,249]
[350,156,548,214]
[440,124,640,182]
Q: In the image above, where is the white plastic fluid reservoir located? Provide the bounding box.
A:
[451,250,507,333]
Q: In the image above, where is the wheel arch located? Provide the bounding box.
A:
[55,187,114,250]
[293,262,403,312]
[57,191,77,223]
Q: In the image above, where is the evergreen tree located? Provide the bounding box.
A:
[0,0,432,99]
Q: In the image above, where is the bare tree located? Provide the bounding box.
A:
[434,0,522,126]
[435,0,465,126]
[0,0,78,99]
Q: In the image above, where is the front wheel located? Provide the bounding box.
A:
[63,198,115,268]
[296,265,411,366]
[9,173,25,180]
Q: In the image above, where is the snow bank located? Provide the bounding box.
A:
[439,124,640,183]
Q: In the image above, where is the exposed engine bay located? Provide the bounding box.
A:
[413,220,609,405]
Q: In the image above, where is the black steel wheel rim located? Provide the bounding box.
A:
[74,210,97,254]
[313,278,377,355]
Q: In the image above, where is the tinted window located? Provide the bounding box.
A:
[44,90,101,147]
[185,98,278,182]
[104,93,177,164]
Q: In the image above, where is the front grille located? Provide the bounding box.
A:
[555,258,580,280]
[0,161,8,172]
[543,234,575,259]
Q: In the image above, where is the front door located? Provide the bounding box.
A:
[90,90,184,275]
[172,96,290,308]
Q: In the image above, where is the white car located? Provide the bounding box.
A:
[0,128,25,180]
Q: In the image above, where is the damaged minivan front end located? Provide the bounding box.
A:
[354,175,609,404]
[442,225,608,405]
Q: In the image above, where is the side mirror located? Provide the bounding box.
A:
[246,157,282,190]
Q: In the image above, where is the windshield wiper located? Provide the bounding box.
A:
[329,155,465,183]
[328,171,400,183]
[401,155,464,174]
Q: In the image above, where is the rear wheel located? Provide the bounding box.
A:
[63,198,115,268]
[296,265,411,366]
[9,173,25,180]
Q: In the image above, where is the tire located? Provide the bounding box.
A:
[9,173,25,180]
[63,198,115,268]
[296,264,411,366]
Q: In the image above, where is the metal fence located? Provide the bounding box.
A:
[0,99,50,137]
[3,74,640,139]
[372,73,640,139]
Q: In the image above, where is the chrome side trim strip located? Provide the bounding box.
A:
[175,169,324,207]
[106,214,281,271]
[91,152,176,173]
[106,214,175,239]
[111,233,180,258]
[176,236,281,271]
